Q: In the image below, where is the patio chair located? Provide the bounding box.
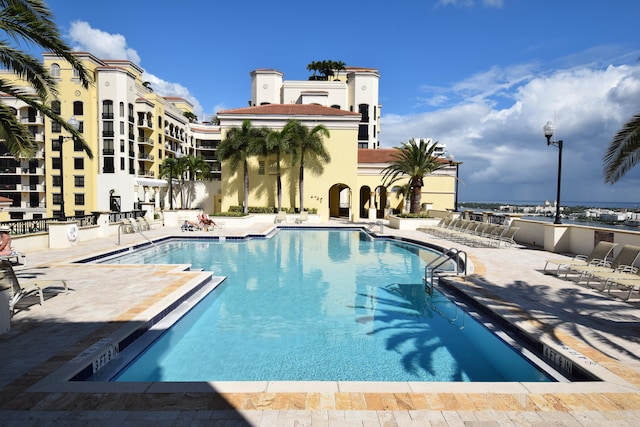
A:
[274,211,287,224]
[544,241,617,275]
[566,244,640,283]
[603,271,640,301]
[295,211,309,224]
[0,260,68,314]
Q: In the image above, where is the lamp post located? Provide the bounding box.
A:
[447,154,459,212]
[543,121,563,225]
[57,116,80,221]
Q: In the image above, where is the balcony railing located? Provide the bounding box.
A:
[102,113,114,119]
[20,116,44,125]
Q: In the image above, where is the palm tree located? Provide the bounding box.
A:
[288,121,330,212]
[603,114,640,184]
[381,138,447,214]
[0,0,92,158]
[260,121,296,212]
[159,157,184,210]
[217,119,265,213]
[332,60,346,81]
[179,155,211,207]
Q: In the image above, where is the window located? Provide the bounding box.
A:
[52,193,62,204]
[73,67,80,79]
[331,104,341,109]
[103,139,114,155]
[52,176,61,187]
[74,176,84,187]
[73,101,83,116]
[74,138,84,152]
[120,139,125,153]
[52,158,61,170]
[103,121,114,137]
[358,104,369,122]
[74,194,85,205]
[258,160,265,175]
[50,63,60,77]
[119,102,125,117]
[358,124,368,141]
[102,100,114,119]
[51,100,61,115]
[51,121,61,133]
[120,157,125,171]
[128,103,134,122]
[74,158,84,170]
[103,157,114,173]
[120,121,125,134]
[358,142,368,149]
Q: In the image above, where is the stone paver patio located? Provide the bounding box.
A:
[1,222,640,426]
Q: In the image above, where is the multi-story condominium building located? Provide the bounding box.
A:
[0,52,222,219]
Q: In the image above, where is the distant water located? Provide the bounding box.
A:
[463,200,640,210]
[520,215,640,232]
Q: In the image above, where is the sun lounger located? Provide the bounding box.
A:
[566,244,640,283]
[603,272,640,300]
[295,211,309,224]
[0,248,26,268]
[274,211,287,224]
[0,260,68,314]
[544,241,617,275]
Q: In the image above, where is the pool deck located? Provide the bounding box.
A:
[2,222,640,426]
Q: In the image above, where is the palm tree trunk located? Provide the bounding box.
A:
[243,159,249,214]
[299,157,305,212]
[411,185,422,214]
[276,151,282,212]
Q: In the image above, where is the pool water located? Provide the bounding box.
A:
[102,229,552,382]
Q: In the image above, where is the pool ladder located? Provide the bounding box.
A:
[424,247,467,296]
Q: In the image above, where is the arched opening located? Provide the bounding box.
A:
[329,183,351,220]
[359,186,371,219]
[375,186,388,219]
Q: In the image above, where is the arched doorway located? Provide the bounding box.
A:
[359,186,371,219]
[375,186,388,218]
[329,184,351,220]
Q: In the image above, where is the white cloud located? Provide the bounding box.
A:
[67,21,205,118]
[381,61,640,203]
[68,21,140,64]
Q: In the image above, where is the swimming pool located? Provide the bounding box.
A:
[94,229,555,382]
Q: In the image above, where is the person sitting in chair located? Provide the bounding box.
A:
[198,213,216,227]
[0,225,12,255]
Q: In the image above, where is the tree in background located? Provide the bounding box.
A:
[381,138,447,214]
[603,114,640,184]
[217,119,266,214]
[288,121,330,212]
[306,60,346,81]
[0,0,92,158]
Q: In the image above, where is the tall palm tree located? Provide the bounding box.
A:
[217,119,265,214]
[159,157,183,209]
[288,120,330,212]
[260,121,296,212]
[179,154,211,207]
[0,0,92,158]
[603,114,640,184]
[381,138,447,214]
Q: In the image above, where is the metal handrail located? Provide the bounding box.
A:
[424,247,467,295]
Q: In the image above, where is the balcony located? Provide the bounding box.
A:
[137,137,155,146]
[102,149,115,156]
[138,153,154,162]
[20,184,44,192]
[140,170,155,177]
[20,116,44,125]
[102,113,114,119]
[102,131,115,137]
[137,119,153,129]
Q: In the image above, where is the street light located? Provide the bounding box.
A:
[543,121,563,225]
[447,154,459,212]
[57,116,80,221]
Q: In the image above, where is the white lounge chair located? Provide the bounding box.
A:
[295,211,308,224]
[566,245,640,283]
[0,260,68,314]
[544,241,617,275]
[274,211,287,224]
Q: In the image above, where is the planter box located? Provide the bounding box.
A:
[388,215,440,230]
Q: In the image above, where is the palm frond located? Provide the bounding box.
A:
[603,114,640,184]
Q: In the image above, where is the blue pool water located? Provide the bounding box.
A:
[101,229,553,382]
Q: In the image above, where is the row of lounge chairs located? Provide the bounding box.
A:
[419,218,519,248]
[122,217,151,233]
[544,243,640,301]
[275,211,308,224]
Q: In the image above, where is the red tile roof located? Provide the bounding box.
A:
[218,104,361,117]
[358,148,451,164]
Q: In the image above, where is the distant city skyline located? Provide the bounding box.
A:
[45,0,640,204]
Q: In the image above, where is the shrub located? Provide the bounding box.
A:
[396,212,430,218]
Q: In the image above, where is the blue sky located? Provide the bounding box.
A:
[45,0,640,205]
